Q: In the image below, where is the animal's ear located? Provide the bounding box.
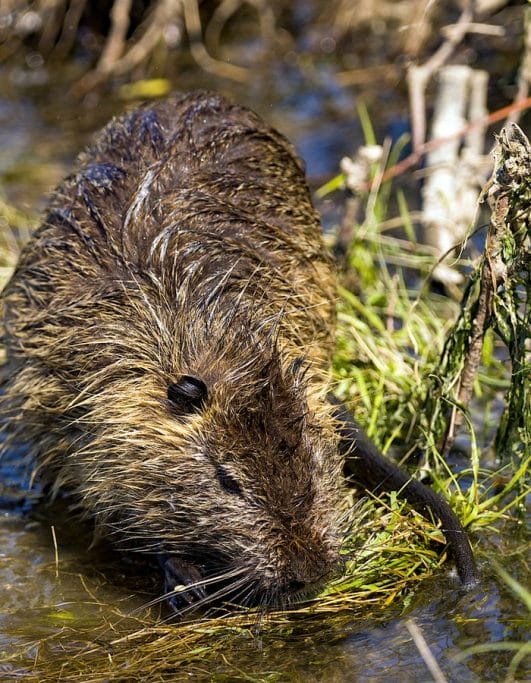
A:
[167,375,208,413]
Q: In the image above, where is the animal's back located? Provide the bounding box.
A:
[3,92,335,373]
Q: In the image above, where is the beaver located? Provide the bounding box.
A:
[0,91,476,613]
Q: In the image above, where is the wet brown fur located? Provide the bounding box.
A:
[0,92,344,608]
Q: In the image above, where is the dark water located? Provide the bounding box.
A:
[0,43,529,683]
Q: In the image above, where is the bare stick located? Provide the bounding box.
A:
[406,619,448,683]
[52,0,87,58]
[407,0,475,153]
[51,524,59,579]
[421,64,472,281]
[96,0,133,76]
[183,0,249,82]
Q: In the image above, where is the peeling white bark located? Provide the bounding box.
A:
[421,65,489,285]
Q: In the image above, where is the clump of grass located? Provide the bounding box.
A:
[417,126,530,478]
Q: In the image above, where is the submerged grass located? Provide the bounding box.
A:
[0,495,452,682]
[0,126,529,680]
[455,563,531,682]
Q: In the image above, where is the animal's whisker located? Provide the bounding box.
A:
[171,574,256,618]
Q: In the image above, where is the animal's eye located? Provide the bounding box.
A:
[216,466,242,496]
[167,375,208,413]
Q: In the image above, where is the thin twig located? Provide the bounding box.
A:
[405,618,448,683]
[183,0,249,82]
[407,0,475,152]
[375,97,531,188]
[51,525,59,579]
[96,0,133,76]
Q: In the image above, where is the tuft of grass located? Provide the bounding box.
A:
[332,124,529,514]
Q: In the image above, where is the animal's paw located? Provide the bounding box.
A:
[159,555,207,613]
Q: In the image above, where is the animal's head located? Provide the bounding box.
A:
[162,348,344,609]
[73,315,344,614]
